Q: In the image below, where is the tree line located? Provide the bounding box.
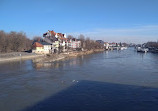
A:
[0,30,104,53]
[145,42,158,48]
[68,34,104,50]
[0,30,32,53]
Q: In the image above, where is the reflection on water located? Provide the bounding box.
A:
[33,55,90,70]
[1,48,158,111]
[0,60,33,74]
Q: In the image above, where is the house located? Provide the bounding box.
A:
[43,30,67,53]
[96,40,104,45]
[109,42,117,47]
[32,42,44,54]
[59,37,68,52]
[104,42,109,50]
[68,38,81,49]
[32,42,52,54]
[52,41,60,53]
[55,33,66,39]
[40,42,52,54]
[43,30,56,38]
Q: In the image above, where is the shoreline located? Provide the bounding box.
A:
[34,49,104,63]
[0,54,44,63]
[0,49,104,63]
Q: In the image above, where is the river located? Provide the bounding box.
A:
[0,48,158,111]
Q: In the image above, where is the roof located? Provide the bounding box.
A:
[51,36,58,42]
[39,42,52,45]
[96,40,104,45]
[33,42,43,47]
[49,30,56,36]
[59,37,67,41]
[57,33,64,37]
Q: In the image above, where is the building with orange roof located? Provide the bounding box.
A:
[43,29,68,53]
[32,42,52,54]
[32,42,44,54]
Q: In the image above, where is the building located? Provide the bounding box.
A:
[104,42,109,50]
[42,29,82,52]
[96,40,104,45]
[32,42,44,54]
[68,38,81,49]
[32,42,52,54]
[43,30,67,53]
[40,42,52,54]
[59,37,68,52]
[109,42,117,47]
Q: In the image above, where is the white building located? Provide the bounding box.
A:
[32,42,52,54]
[69,39,81,49]
[42,42,52,54]
[104,42,109,50]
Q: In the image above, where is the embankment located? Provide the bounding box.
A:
[68,49,104,57]
[34,49,104,63]
[0,49,104,63]
[0,52,44,63]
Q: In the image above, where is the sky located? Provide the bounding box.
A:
[0,0,158,43]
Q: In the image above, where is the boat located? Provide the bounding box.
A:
[113,47,119,50]
[120,47,127,50]
[150,48,158,53]
[136,47,148,53]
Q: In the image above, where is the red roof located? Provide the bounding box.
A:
[59,37,67,41]
[57,33,64,37]
[33,42,43,47]
[49,30,56,36]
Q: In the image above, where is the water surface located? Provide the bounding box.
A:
[0,48,158,111]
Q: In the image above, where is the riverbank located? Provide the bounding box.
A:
[0,52,44,63]
[33,49,104,63]
[0,49,104,63]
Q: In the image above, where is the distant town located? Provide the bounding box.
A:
[0,30,158,55]
[32,30,130,55]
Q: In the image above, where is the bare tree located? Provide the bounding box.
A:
[146,42,158,48]
[0,30,32,53]
[78,34,85,49]
[33,36,43,42]
[67,35,74,39]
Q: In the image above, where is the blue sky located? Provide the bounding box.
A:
[0,0,158,43]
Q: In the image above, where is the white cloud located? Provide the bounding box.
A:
[67,25,158,43]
